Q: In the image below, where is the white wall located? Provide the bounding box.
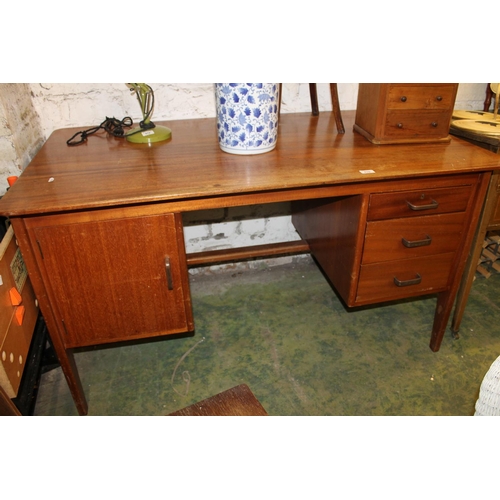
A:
[0,84,44,194]
[1,83,490,271]
[29,83,487,139]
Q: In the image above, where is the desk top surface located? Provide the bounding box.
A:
[2,111,500,217]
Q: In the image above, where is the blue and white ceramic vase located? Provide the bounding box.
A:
[215,83,280,155]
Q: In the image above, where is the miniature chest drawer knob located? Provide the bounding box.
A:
[400,96,407,102]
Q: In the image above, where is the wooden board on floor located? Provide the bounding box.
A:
[168,384,268,416]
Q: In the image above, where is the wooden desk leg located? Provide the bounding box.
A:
[33,339,88,415]
[32,323,88,416]
[430,172,492,352]
[57,348,88,415]
[452,172,500,335]
[9,218,89,416]
[430,291,455,351]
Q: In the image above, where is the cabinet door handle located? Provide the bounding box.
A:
[36,239,45,259]
[165,256,173,290]
[61,319,69,336]
[402,235,432,248]
[394,273,422,287]
[406,198,439,211]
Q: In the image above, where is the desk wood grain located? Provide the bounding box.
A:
[2,111,500,217]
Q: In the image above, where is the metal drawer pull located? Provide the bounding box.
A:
[165,256,173,290]
[436,96,443,101]
[431,122,438,127]
[406,198,439,211]
[394,273,422,287]
[400,96,407,102]
[402,235,432,248]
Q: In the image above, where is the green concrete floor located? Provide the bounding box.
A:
[33,257,500,416]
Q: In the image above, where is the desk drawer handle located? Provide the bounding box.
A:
[406,198,439,211]
[402,235,432,248]
[165,256,174,290]
[394,273,422,287]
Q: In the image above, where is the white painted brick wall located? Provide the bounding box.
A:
[0,83,44,194]
[25,83,488,138]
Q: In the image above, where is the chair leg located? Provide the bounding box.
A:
[278,83,283,117]
[484,83,493,112]
[329,83,345,133]
[279,83,319,117]
[279,83,344,134]
[309,83,319,116]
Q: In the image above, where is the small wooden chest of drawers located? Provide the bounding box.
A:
[354,84,458,144]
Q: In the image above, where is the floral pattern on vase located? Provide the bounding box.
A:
[215,83,280,155]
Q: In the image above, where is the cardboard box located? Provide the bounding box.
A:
[0,225,38,398]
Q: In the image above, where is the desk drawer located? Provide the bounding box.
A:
[363,212,465,264]
[356,252,454,304]
[368,185,473,221]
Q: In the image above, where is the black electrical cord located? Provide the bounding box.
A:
[66,116,133,146]
[67,85,157,145]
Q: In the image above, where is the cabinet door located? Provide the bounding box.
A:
[30,212,192,348]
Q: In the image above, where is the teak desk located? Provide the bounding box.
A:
[1,111,499,416]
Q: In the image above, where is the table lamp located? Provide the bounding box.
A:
[126,83,171,144]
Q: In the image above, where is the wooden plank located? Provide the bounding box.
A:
[477,265,491,278]
[168,384,268,416]
[186,240,310,267]
[481,248,498,262]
